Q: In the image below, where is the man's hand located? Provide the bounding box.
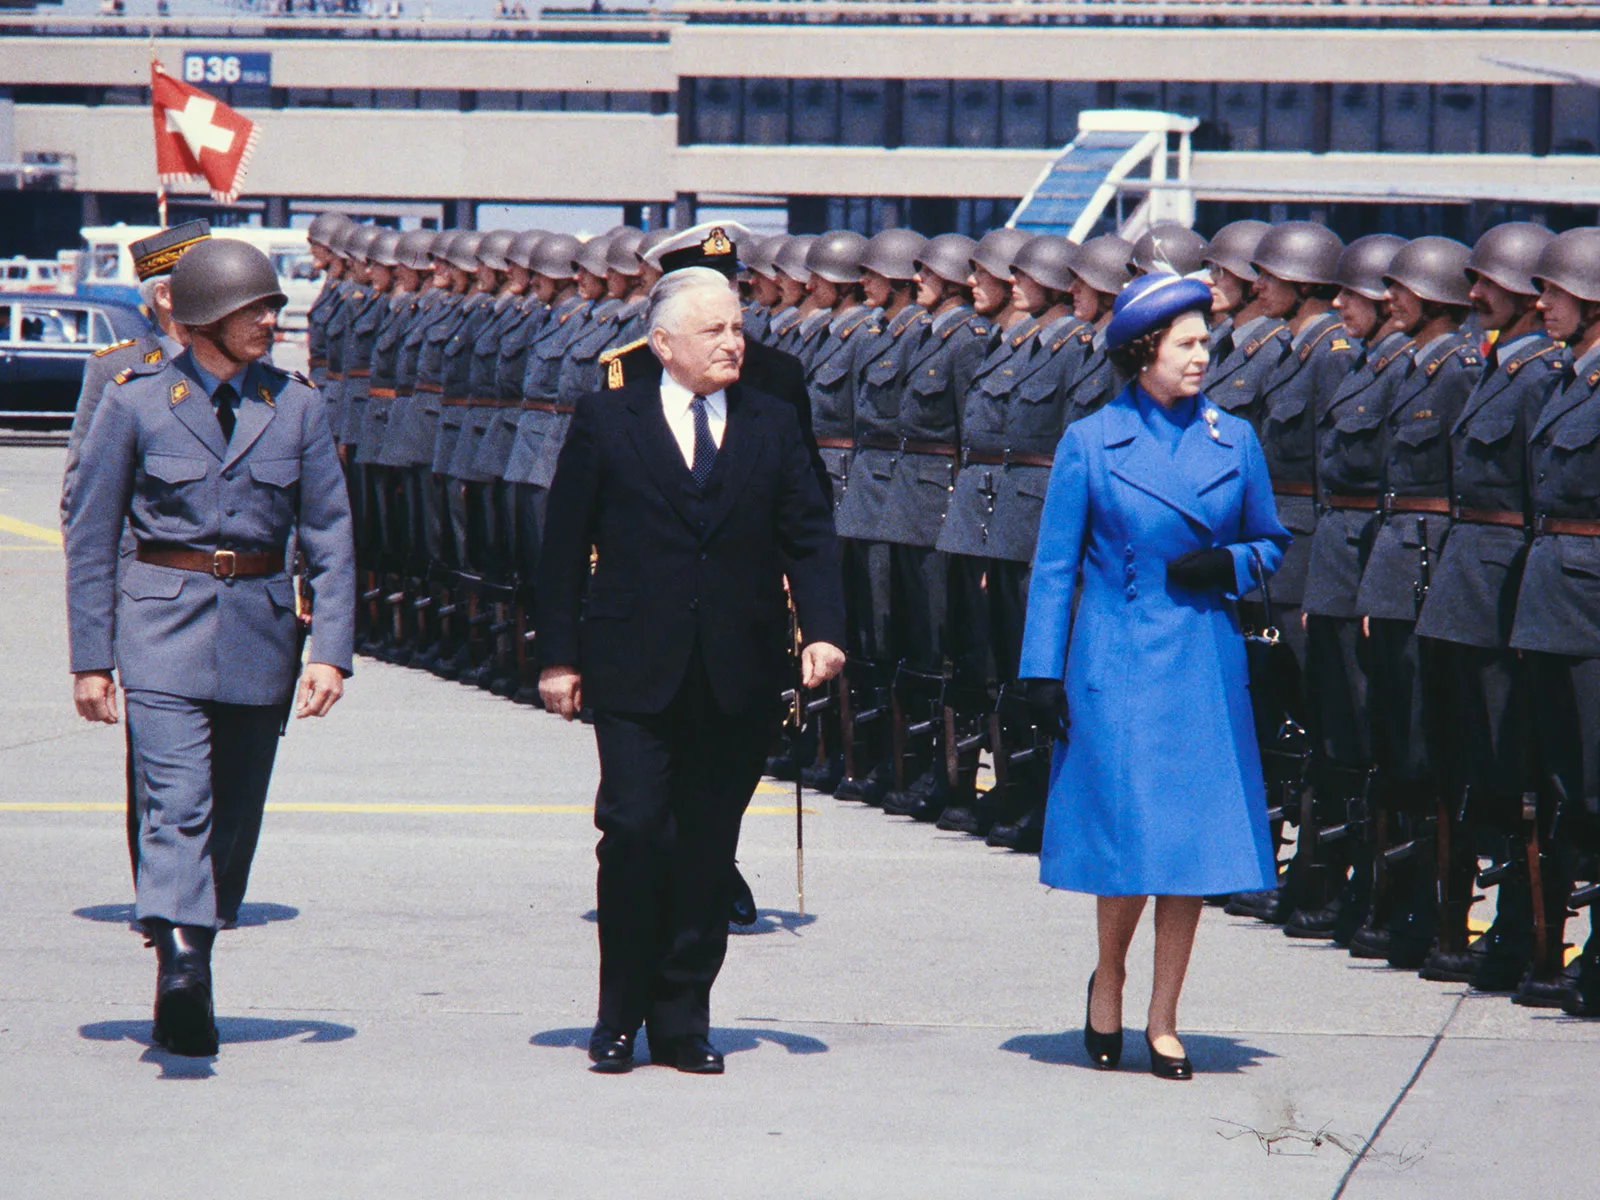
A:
[540,666,583,720]
[800,641,845,689]
[295,662,345,719]
[73,670,119,725]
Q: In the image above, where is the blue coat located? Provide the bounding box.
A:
[1018,384,1290,896]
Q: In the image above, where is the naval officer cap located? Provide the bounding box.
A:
[130,220,211,282]
[1104,272,1213,351]
[648,221,757,278]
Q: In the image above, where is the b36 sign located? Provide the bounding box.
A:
[182,51,272,89]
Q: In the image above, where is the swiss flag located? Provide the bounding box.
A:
[151,62,260,204]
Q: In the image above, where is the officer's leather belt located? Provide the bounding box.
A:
[1535,514,1600,537]
[137,544,285,579]
[816,436,853,450]
[962,449,1054,468]
[416,383,443,395]
[325,371,345,381]
[308,356,327,369]
[1383,494,1451,516]
[347,369,371,379]
[1271,479,1314,498]
[859,434,958,457]
[368,387,398,399]
[521,399,574,414]
[1324,493,1381,511]
[1452,507,1527,529]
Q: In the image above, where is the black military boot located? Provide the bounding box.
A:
[988,800,1045,853]
[1225,887,1287,923]
[800,750,845,796]
[1470,863,1534,993]
[1561,927,1600,1017]
[147,919,218,1057]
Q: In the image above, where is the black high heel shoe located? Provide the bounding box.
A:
[1145,1032,1192,1081]
[1083,972,1122,1070]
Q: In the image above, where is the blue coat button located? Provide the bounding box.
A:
[1125,584,1138,599]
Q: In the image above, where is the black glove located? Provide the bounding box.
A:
[1020,677,1070,743]
[1166,547,1236,592]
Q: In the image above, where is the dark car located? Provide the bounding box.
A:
[0,293,152,423]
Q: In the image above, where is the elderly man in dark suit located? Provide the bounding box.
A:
[538,267,846,1075]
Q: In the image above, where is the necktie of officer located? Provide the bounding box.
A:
[214,382,238,445]
[690,393,717,487]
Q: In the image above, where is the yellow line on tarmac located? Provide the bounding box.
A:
[0,544,62,552]
[0,514,63,545]
[0,801,817,816]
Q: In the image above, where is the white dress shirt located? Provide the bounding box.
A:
[660,374,727,469]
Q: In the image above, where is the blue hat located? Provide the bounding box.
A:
[1104,273,1213,351]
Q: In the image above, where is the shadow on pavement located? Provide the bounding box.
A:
[73,902,301,928]
[1000,1030,1274,1075]
[79,1016,357,1080]
[531,1025,829,1063]
[579,907,819,936]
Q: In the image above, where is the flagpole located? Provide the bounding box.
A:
[150,41,167,228]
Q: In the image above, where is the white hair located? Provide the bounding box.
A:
[138,277,165,311]
[647,266,735,339]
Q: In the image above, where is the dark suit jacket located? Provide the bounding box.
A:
[537,376,847,715]
[608,337,831,504]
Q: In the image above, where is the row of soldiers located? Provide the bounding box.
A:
[306,211,1600,1019]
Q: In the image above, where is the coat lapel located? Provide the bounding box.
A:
[622,382,700,533]
[701,384,764,540]
[166,358,228,460]
[222,364,279,470]
[1453,358,1513,433]
[1531,374,1589,440]
[1103,388,1213,531]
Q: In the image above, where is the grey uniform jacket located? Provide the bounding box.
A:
[1354,332,1482,622]
[63,332,176,524]
[743,301,770,344]
[355,291,421,467]
[555,297,623,405]
[504,296,589,487]
[385,290,461,469]
[1511,345,1600,658]
[319,281,366,441]
[768,306,803,356]
[788,308,834,376]
[334,289,388,449]
[429,291,495,475]
[1416,334,1567,648]
[64,354,355,706]
[1301,332,1415,618]
[1253,313,1359,606]
[1203,314,1291,423]
[474,297,546,483]
[883,305,989,547]
[805,305,880,509]
[306,276,343,388]
[449,293,527,483]
[832,305,930,538]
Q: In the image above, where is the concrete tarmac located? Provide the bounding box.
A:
[3,438,1594,1199]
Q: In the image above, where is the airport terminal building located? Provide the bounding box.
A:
[2,2,1600,249]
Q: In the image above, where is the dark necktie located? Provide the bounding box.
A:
[214,382,237,445]
[690,393,717,487]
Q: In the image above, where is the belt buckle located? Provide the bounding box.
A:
[212,549,237,579]
[1534,513,1549,535]
[1380,492,1396,515]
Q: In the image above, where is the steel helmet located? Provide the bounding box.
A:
[476,229,517,272]
[1132,223,1210,277]
[1334,234,1408,301]
[915,233,979,286]
[530,232,582,280]
[858,229,927,282]
[324,222,358,259]
[1011,235,1077,293]
[506,229,551,271]
[1251,222,1345,287]
[367,229,403,269]
[1384,236,1472,307]
[605,227,648,276]
[342,225,383,266]
[427,231,456,261]
[1202,220,1272,282]
[1071,234,1136,296]
[442,232,485,273]
[745,235,786,280]
[307,211,353,250]
[169,238,288,326]
[971,228,1034,281]
[1467,222,1555,297]
[1531,227,1600,305]
[774,235,819,282]
[806,230,869,284]
[394,230,438,271]
[573,231,617,278]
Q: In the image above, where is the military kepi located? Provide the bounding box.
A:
[130,220,212,282]
[650,220,755,278]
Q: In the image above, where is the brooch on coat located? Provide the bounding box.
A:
[1203,406,1221,440]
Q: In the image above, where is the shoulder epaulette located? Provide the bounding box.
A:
[598,337,647,367]
[113,367,137,385]
[1079,328,1094,345]
[1299,320,1345,361]
[1427,342,1479,377]
[94,338,138,357]
[1507,342,1564,377]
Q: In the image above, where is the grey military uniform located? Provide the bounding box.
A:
[430,291,496,477]
[555,297,624,406]
[610,296,650,354]
[474,297,547,484]
[788,307,834,376]
[333,288,388,450]
[319,280,366,441]
[769,305,803,355]
[447,293,526,484]
[305,274,344,390]
[63,332,176,523]
[1203,314,1291,421]
[503,296,589,488]
[805,305,880,509]
[743,301,770,344]
[354,290,422,468]
[833,306,930,540]
[64,352,355,929]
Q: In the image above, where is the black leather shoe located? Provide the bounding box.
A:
[729,868,758,927]
[1420,946,1483,983]
[987,803,1045,853]
[1083,972,1121,1070]
[657,1033,724,1074]
[587,1023,636,1073]
[799,751,844,795]
[1146,1032,1192,1080]
[148,920,218,1057]
[1347,923,1393,960]
[1284,900,1342,940]
[1224,888,1285,923]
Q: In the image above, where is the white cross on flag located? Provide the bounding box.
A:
[151,62,260,204]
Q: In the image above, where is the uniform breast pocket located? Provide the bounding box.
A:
[863,358,900,420]
[1265,392,1312,460]
[1461,410,1519,486]
[1392,416,1446,484]
[1550,412,1600,500]
[141,454,210,520]
[249,457,301,527]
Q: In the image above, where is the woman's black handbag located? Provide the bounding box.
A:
[1244,546,1309,756]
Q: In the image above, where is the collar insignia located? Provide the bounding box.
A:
[170,380,190,406]
[258,383,274,407]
